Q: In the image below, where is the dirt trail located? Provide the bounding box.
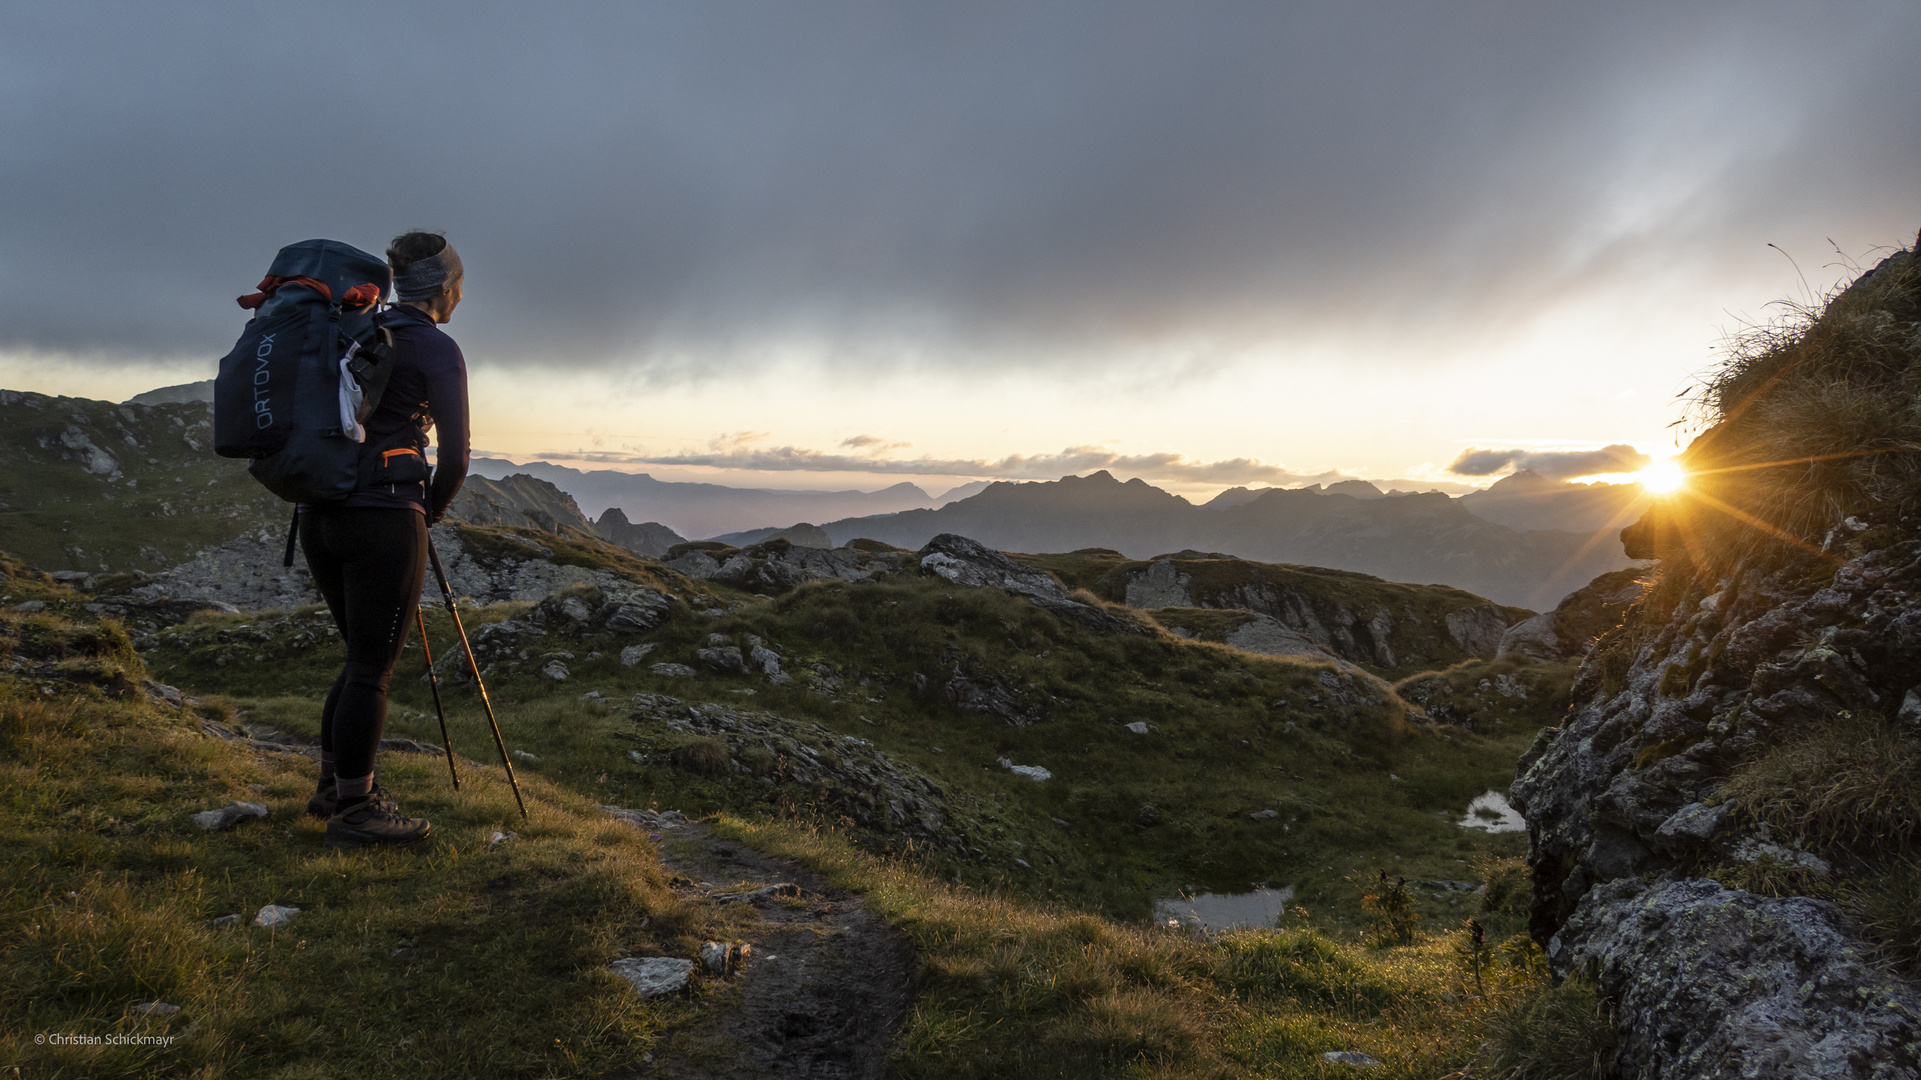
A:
[628,822,914,1079]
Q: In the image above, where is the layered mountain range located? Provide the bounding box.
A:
[2,383,1640,607]
[787,471,1636,608]
[468,456,985,539]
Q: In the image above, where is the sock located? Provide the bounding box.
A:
[319,751,337,784]
[335,772,374,806]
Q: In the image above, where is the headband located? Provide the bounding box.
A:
[392,242,463,301]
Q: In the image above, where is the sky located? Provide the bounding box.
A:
[4,2,1917,498]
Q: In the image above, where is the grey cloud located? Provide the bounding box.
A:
[841,435,912,452]
[552,443,1319,486]
[2,3,1918,375]
[1449,444,1651,480]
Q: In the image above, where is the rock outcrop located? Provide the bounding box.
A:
[664,537,905,590]
[446,473,598,534]
[1031,548,1527,672]
[1512,242,1921,1078]
[1496,566,1650,663]
[918,533,1137,632]
[1513,535,1921,1077]
[592,507,686,557]
[1560,877,1918,1078]
[625,694,998,857]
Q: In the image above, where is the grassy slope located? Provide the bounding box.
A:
[0,573,742,1079]
[140,567,1552,927]
[5,536,1591,1078]
[0,392,283,574]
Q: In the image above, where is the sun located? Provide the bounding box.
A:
[1637,459,1686,494]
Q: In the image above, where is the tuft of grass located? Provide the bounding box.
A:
[1855,855,1921,973]
[1473,974,1618,1080]
[1673,241,1921,569]
[670,734,731,776]
[1718,712,1921,861]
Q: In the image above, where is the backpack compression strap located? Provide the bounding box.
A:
[239,276,384,310]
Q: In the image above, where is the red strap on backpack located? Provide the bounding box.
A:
[238,277,384,310]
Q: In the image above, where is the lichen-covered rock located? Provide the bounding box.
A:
[1513,534,1921,1076]
[1559,878,1920,1079]
[1443,604,1511,657]
[1219,612,1355,669]
[1124,559,1193,608]
[945,667,1033,725]
[1495,612,1561,662]
[607,956,693,996]
[666,538,903,590]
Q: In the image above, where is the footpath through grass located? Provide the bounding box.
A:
[714,815,1601,1079]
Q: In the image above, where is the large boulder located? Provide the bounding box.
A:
[1561,878,1918,1079]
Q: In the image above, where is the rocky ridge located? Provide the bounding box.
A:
[1027,547,1528,674]
[1512,536,1921,1076]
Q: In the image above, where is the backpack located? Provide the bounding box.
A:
[213,239,437,501]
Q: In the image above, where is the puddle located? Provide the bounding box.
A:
[1154,885,1295,932]
[1458,791,1526,834]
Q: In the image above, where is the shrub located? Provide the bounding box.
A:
[1478,855,1532,917]
[1356,870,1420,946]
[1216,928,1393,1013]
[737,743,777,776]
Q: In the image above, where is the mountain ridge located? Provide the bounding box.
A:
[806,470,1635,608]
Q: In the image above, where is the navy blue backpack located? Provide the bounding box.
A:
[213,239,427,561]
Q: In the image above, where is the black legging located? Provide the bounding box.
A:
[301,507,427,781]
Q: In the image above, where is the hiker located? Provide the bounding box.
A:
[302,230,471,848]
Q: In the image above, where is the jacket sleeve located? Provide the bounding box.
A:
[424,341,470,522]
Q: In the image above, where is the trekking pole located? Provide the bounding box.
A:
[426,541,527,819]
[414,607,461,791]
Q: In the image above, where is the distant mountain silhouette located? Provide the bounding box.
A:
[468,457,956,539]
[811,471,1636,608]
[123,380,214,406]
[592,508,687,557]
[1456,469,1649,533]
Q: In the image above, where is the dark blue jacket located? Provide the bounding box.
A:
[338,304,469,518]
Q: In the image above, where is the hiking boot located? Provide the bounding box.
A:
[306,780,397,820]
[305,779,337,820]
[324,786,430,849]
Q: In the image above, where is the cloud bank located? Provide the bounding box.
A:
[1448,444,1652,481]
[3,3,1917,379]
[548,441,1329,487]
